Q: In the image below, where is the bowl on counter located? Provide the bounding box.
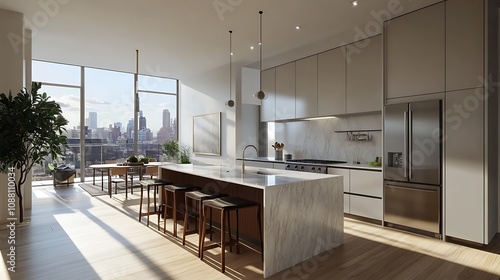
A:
[367,161,382,167]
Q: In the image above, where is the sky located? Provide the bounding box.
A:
[32,61,177,136]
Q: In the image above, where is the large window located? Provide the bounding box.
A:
[31,61,178,183]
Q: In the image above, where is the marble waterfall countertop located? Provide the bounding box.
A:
[161,163,340,189]
[160,163,344,277]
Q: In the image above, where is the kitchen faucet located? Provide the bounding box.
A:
[241,144,258,173]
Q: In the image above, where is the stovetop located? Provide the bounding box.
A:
[286,159,347,165]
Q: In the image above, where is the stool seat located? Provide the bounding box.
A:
[165,184,195,191]
[186,190,224,200]
[140,179,173,186]
[203,197,258,210]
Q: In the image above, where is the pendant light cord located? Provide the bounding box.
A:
[259,11,263,92]
[229,30,232,100]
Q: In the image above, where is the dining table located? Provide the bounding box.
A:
[88,162,171,197]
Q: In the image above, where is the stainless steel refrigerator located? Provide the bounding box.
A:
[383,99,442,237]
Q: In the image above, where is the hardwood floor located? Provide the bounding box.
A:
[1,185,499,280]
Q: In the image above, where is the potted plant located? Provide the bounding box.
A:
[0,82,69,223]
[179,146,191,164]
[162,140,179,162]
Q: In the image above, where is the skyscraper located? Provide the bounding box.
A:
[162,109,171,129]
[88,112,97,130]
[139,110,147,130]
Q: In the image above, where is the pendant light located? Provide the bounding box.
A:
[254,10,265,100]
[226,30,235,107]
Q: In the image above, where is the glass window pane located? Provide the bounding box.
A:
[33,60,81,86]
[138,75,177,93]
[84,68,135,164]
[32,85,80,181]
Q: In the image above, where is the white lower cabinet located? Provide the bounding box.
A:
[350,195,383,221]
[328,168,383,220]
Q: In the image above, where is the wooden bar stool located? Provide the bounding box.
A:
[162,184,198,237]
[139,179,172,229]
[182,190,228,257]
[200,196,263,273]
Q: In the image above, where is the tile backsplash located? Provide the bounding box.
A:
[272,114,382,164]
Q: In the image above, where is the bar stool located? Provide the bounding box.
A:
[162,184,198,237]
[139,179,172,229]
[182,190,228,257]
[200,196,263,273]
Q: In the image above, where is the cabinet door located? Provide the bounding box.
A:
[318,47,346,116]
[260,68,276,122]
[350,195,382,221]
[275,62,296,120]
[385,3,445,99]
[296,55,318,119]
[445,89,484,243]
[327,168,350,192]
[346,35,382,114]
[446,0,484,91]
[350,170,383,198]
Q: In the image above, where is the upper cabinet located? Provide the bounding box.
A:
[260,68,276,122]
[275,62,296,120]
[318,47,346,116]
[346,35,382,114]
[295,56,318,119]
[446,0,484,91]
[385,2,445,99]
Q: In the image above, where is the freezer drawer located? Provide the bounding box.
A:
[384,182,440,234]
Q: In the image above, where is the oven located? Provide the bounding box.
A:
[284,159,347,174]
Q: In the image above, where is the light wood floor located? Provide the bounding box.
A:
[1,185,500,280]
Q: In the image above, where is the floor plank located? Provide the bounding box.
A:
[1,185,499,280]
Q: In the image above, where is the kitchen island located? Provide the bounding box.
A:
[160,164,343,277]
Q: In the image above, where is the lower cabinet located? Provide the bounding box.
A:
[350,195,383,221]
[328,167,383,221]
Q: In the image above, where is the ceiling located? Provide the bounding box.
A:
[0,0,439,81]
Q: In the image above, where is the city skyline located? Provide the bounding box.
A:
[71,110,177,143]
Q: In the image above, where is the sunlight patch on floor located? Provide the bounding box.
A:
[344,218,500,276]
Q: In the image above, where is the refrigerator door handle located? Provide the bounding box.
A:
[403,111,408,179]
[409,110,413,179]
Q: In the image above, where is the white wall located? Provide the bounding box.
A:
[0,8,31,224]
[179,65,238,165]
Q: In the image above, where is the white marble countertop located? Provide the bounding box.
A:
[160,164,340,190]
[236,157,382,171]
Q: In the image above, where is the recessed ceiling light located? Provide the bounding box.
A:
[250,46,254,50]
[295,25,301,30]
[230,52,234,56]
[351,1,358,7]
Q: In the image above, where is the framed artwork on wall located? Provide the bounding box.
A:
[193,112,221,156]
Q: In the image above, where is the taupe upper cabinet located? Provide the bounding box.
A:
[296,55,318,119]
[260,68,276,122]
[318,47,346,116]
[385,3,445,99]
[346,35,382,114]
[446,0,484,91]
[275,62,296,120]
